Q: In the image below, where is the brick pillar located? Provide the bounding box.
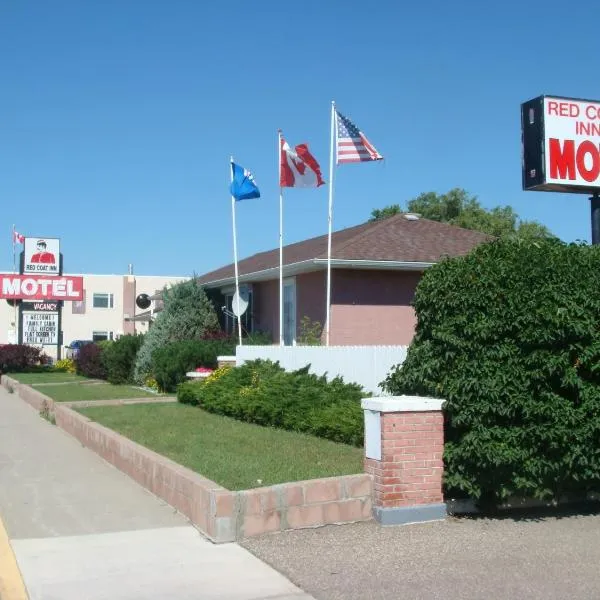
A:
[362,396,445,525]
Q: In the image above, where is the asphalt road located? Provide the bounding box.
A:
[243,509,600,600]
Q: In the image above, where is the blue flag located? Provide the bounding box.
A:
[230,162,260,201]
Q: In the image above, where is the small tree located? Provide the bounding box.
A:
[133,278,220,383]
[383,238,600,506]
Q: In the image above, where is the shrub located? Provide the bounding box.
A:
[75,343,107,379]
[0,344,48,372]
[134,278,220,383]
[103,335,144,384]
[54,358,76,373]
[383,238,600,506]
[297,316,322,345]
[177,359,366,446]
[152,338,235,392]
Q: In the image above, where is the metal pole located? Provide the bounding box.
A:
[278,130,284,346]
[230,157,243,346]
[591,192,600,245]
[325,101,336,346]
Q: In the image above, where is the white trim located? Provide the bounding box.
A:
[361,395,444,413]
[203,259,434,288]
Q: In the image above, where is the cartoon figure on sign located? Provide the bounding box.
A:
[31,240,56,264]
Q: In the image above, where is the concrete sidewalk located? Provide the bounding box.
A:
[0,386,313,600]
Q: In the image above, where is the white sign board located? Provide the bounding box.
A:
[544,97,600,189]
[22,312,59,345]
[23,237,60,274]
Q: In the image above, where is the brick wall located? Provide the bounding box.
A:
[362,396,446,525]
[365,411,444,507]
[51,403,372,542]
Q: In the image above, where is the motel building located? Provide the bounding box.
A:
[0,271,188,360]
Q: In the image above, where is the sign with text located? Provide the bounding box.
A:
[522,95,600,194]
[23,237,60,274]
[21,301,62,312]
[22,312,59,345]
[0,275,84,301]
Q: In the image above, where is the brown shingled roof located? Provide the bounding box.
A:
[198,214,491,284]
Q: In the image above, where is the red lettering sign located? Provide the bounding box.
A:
[0,275,84,301]
[548,138,600,184]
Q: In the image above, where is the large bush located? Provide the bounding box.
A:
[383,238,600,505]
[177,360,365,446]
[134,279,220,383]
[75,343,107,379]
[103,335,144,384]
[152,338,236,392]
[0,344,48,372]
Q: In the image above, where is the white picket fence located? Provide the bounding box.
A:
[235,345,408,394]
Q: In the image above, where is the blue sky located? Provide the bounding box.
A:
[1,0,598,276]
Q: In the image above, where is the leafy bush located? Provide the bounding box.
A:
[134,278,220,383]
[297,316,322,345]
[75,343,107,379]
[103,335,144,384]
[177,360,365,446]
[54,358,76,373]
[152,338,236,392]
[383,238,600,505]
[0,344,49,372]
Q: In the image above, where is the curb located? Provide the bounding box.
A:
[0,515,29,600]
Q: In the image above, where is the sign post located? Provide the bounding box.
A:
[521,95,600,243]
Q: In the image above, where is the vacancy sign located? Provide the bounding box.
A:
[22,312,59,345]
[23,237,60,274]
[522,95,600,194]
[0,275,84,301]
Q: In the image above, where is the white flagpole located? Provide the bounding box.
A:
[325,101,336,346]
[230,157,243,347]
[278,130,285,346]
[12,224,17,343]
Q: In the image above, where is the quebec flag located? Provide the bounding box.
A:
[230,162,261,201]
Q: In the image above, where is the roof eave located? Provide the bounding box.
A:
[200,259,435,288]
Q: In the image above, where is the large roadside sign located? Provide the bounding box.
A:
[522,95,600,193]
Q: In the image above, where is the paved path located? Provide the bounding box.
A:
[0,386,312,600]
[243,510,600,600]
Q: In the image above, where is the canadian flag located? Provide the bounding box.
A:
[280,137,325,188]
[13,230,25,245]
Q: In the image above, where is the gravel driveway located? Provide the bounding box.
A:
[242,508,600,600]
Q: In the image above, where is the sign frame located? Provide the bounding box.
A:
[522,94,600,195]
[22,237,61,275]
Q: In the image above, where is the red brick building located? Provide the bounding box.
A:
[198,214,490,346]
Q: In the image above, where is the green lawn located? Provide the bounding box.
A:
[78,403,363,490]
[8,372,89,384]
[35,383,161,402]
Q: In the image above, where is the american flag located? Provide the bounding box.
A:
[336,109,383,164]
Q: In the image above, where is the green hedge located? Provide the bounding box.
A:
[177,360,365,446]
[383,238,600,506]
[152,338,236,392]
[103,335,144,384]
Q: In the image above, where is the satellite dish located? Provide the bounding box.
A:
[136,293,151,310]
[231,290,249,317]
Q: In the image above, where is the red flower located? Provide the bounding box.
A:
[195,367,214,374]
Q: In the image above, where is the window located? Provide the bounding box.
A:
[283,279,296,346]
[93,293,114,308]
[92,331,109,342]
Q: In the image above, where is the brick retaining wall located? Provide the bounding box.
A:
[3,376,372,542]
[54,404,372,542]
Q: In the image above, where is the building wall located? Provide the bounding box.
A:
[329,270,420,345]
[233,268,420,346]
[0,273,188,359]
[252,279,279,342]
